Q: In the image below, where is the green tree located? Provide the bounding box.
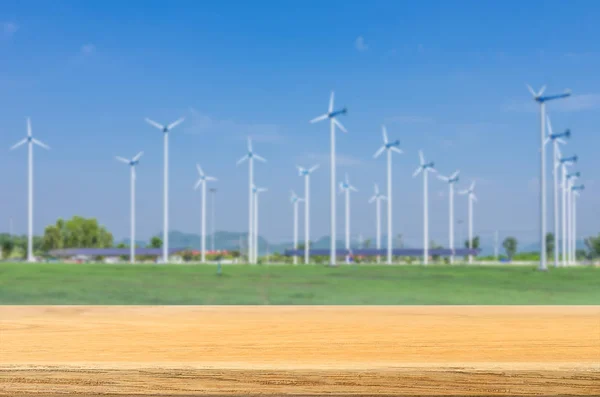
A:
[1,237,14,258]
[546,232,555,258]
[150,236,163,249]
[502,237,518,260]
[42,216,113,251]
[464,236,480,250]
[364,239,372,249]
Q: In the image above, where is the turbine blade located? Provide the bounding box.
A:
[329,91,334,113]
[350,185,358,192]
[236,155,248,166]
[369,196,376,203]
[345,173,349,184]
[10,138,27,150]
[145,118,164,130]
[254,154,267,162]
[419,150,424,165]
[310,114,328,123]
[390,147,403,154]
[557,138,567,145]
[526,84,536,97]
[116,156,130,164]
[132,151,144,161]
[374,183,379,195]
[194,179,202,190]
[32,139,50,150]
[196,164,204,176]
[247,137,253,152]
[543,137,550,146]
[167,117,185,130]
[546,114,553,136]
[333,118,347,133]
[206,176,217,181]
[373,146,386,158]
[428,167,437,174]
[309,164,320,173]
[412,167,422,178]
[27,117,32,137]
[470,181,476,190]
[437,175,449,182]
[382,125,388,143]
[471,194,478,203]
[450,170,460,179]
[538,85,547,97]
[458,189,468,195]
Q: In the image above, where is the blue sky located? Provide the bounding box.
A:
[1,0,599,248]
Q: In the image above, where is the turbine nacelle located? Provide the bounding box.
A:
[571,184,585,191]
[297,164,319,176]
[329,107,347,118]
[567,171,580,179]
[339,174,358,193]
[290,190,304,204]
[527,84,571,103]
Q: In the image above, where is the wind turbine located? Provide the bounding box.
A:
[10,118,49,262]
[373,125,403,264]
[565,171,579,266]
[368,184,386,263]
[297,164,319,264]
[339,174,358,252]
[557,148,577,266]
[545,115,570,268]
[252,185,267,263]
[310,91,347,266]
[194,164,217,263]
[290,191,304,265]
[571,184,584,265]
[437,170,460,264]
[237,138,266,264]
[526,84,571,271]
[459,181,477,264]
[145,116,185,263]
[413,150,436,265]
[116,151,143,264]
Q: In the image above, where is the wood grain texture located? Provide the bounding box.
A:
[1,306,599,395]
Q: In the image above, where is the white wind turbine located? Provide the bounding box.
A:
[545,115,570,268]
[116,151,143,264]
[412,150,436,265]
[571,184,584,264]
[310,91,347,266]
[373,125,403,264]
[194,164,217,263]
[556,148,577,266]
[368,184,386,263]
[10,118,50,262]
[437,170,460,264]
[290,191,304,265]
[297,164,319,264]
[252,185,267,263]
[565,170,580,266]
[526,84,571,271]
[339,174,358,251]
[145,116,185,263]
[459,181,477,264]
[237,138,266,264]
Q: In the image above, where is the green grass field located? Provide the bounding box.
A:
[0,262,598,305]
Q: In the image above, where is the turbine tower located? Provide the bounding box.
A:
[297,164,319,264]
[252,185,267,263]
[116,151,143,264]
[10,118,50,262]
[437,170,460,264]
[339,174,358,252]
[373,125,403,264]
[571,185,584,264]
[557,149,577,266]
[194,164,217,263]
[145,116,185,263]
[565,171,579,266]
[545,115,570,268]
[237,138,266,264]
[368,184,386,263]
[310,91,347,266]
[526,84,571,271]
[412,150,436,265]
[290,191,304,265]
[459,181,477,264]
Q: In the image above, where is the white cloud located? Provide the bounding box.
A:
[355,36,368,52]
[184,108,283,143]
[2,22,18,37]
[302,152,363,167]
[81,43,96,55]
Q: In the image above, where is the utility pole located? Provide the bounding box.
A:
[209,188,217,252]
